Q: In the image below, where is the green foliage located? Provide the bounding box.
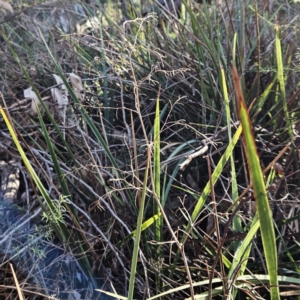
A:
[1,0,300,299]
[41,196,68,226]
[233,64,279,299]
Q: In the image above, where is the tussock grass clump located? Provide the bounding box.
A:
[1,0,300,299]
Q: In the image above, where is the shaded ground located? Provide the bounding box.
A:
[1,0,300,299]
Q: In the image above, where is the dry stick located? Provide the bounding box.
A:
[66,199,129,275]
[0,207,42,244]
[219,195,254,296]
[30,146,129,230]
[206,156,226,300]
[179,142,208,170]
[149,162,195,300]
[111,121,242,171]
[152,194,195,300]
[0,109,88,247]
[131,111,142,209]
[205,142,291,298]
[0,93,60,197]
[0,3,41,25]
[0,285,58,300]
[123,13,151,213]
[75,128,129,273]
[119,78,132,147]
[123,15,153,144]
[63,169,149,287]
[1,235,43,266]
[138,249,151,299]
[122,16,162,295]
[10,263,24,300]
[224,143,291,293]
[224,142,291,215]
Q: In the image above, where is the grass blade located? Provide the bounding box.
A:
[153,93,162,291]
[232,64,279,299]
[127,144,151,300]
[153,94,162,243]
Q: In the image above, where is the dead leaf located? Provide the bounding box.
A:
[68,73,84,102]
[51,87,68,108]
[24,87,40,114]
[52,74,67,90]
[0,0,13,14]
[52,74,68,107]
[273,162,284,175]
